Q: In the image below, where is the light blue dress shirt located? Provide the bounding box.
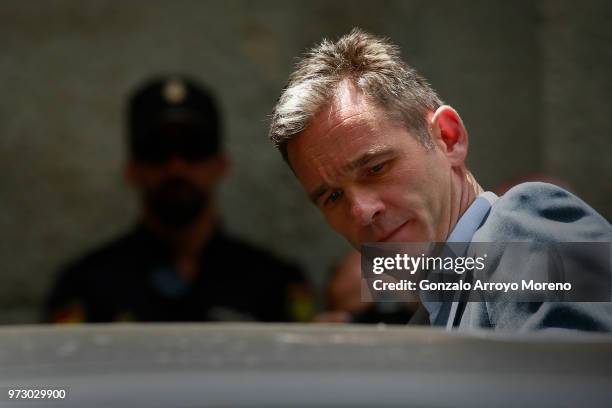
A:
[423,191,498,328]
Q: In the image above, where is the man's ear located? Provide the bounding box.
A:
[429,105,469,166]
[209,155,230,180]
[124,160,141,188]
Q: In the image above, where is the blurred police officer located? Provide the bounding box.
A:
[45,75,312,323]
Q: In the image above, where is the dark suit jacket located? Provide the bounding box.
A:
[455,183,612,332]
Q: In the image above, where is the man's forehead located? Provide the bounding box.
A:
[309,107,373,144]
[287,104,376,170]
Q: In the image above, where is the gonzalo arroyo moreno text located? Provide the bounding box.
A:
[369,253,572,293]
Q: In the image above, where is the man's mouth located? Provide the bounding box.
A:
[377,220,411,242]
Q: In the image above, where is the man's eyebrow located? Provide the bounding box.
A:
[345,148,396,172]
[308,148,396,204]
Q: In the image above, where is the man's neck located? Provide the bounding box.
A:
[447,169,483,239]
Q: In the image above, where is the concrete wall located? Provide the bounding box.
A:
[0,0,610,323]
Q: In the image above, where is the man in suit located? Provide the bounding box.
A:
[267,29,612,331]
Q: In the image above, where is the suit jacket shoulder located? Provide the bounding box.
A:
[473,182,610,243]
[461,182,612,332]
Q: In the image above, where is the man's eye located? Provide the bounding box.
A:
[324,190,343,206]
[369,163,385,174]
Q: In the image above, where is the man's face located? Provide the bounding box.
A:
[126,154,226,228]
[287,86,454,249]
[128,156,224,193]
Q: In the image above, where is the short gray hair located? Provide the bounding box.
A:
[269,28,444,162]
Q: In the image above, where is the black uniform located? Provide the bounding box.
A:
[45,225,312,323]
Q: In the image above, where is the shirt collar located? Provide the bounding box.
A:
[422,191,498,325]
[447,191,498,244]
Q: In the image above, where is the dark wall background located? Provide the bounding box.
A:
[1,0,610,323]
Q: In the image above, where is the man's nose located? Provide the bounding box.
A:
[164,155,191,173]
[349,189,384,226]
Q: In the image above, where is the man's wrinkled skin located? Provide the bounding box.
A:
[287,81,482,249]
